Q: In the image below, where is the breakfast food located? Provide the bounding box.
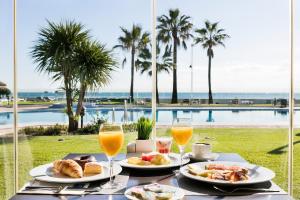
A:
[127,153,171,166]
[188,164,249,182]
[205,164,248,174]
[84,162,102,174]
[156,137,172,154]
[53,158,102,178]
[127,157,152,166]
[129,184,176,200]
[73,155,96,170]
[53,159,83,178]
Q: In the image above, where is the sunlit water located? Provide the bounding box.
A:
[0,108,297,127]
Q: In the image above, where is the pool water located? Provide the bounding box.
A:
[0,108,295,126]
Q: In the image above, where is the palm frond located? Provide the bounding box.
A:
[194,20,229,55]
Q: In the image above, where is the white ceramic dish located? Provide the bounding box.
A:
[180,161,275,186]
[29,162,122,183]
[185,152,219,161]
[125,184,185,200]
[119,153,190,170]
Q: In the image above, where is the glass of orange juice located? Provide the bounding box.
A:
[99,124,124,189]
[171,118,193,167]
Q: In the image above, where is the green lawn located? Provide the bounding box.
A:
[1,128,300,199]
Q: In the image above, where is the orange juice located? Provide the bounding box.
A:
[99,131,124,157]
[171,127,193,146]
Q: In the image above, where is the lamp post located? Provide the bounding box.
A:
[80,106,85,128]
[190,44,194,105]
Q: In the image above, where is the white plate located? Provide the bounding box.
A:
[180,161,275,186]
[125,184,185,200]
[119,153,190,170]
[29,162,122,183]
[185,152,219,161]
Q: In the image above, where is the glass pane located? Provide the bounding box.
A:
[157,0,289,194]
[16,0,151,191]
[0,0,14,198]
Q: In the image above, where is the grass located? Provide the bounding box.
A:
[1,128,300,199]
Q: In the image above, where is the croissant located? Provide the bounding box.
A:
[53,159,83,178]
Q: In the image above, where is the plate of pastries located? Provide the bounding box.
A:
[119,152,190,170]
[29,155,122,183]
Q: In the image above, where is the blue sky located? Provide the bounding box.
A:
[0,0,299,93]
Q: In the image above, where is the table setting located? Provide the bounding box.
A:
[12,118,292,200]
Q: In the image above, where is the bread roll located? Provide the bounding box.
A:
[53,159,83,178]
[84,162,102,174]
[73,155,96,170]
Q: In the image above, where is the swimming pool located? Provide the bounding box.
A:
[0,107,297,127]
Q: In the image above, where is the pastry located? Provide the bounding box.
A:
[128,157,151,166]
[150,154,170,165]
[127,157,141,165]
[73,155,96,170]
[53,159,83,178]
[127,153,171,166]
[84,162,102,174]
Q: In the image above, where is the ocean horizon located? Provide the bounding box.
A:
[15,92,300,100]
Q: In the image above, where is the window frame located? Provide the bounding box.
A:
[11,0,295,197]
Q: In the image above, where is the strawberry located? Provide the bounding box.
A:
[141,154,155,161]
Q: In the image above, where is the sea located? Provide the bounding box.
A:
[16,92,299,100]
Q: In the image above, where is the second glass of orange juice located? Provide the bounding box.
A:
[171,118,193,167]
[99,124,124,189]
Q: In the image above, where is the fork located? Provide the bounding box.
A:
[24,185,67,193]
[213,185,280,194]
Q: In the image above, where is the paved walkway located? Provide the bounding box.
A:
[0,105,50,112]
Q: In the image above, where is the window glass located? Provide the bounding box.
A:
[16,0,151,191]
[0,0,14,198]
[156,0,289,195]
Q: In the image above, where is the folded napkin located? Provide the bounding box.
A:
[18,175,129,195]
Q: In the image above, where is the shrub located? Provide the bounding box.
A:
[122,123,137,133]
[75,124,100,135]
[136,117,153,140]
[20,124,67,136]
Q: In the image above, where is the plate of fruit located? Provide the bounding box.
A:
[119,152,190,170]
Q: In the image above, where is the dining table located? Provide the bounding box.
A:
[10,153,292,200]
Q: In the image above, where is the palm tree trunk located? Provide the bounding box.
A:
[130,48,135,103]
[208,54,213,104]
[171,39,178,104]
[65,78,76,132]
[156,73,159,104]
[75,84,86,129]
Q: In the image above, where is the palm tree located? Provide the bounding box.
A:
[114,24,150,103]
[31,20,89,132]
[157,9,193,103]
[135,40,172,104]
[74,40,117,128]
[194,20,229,104]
